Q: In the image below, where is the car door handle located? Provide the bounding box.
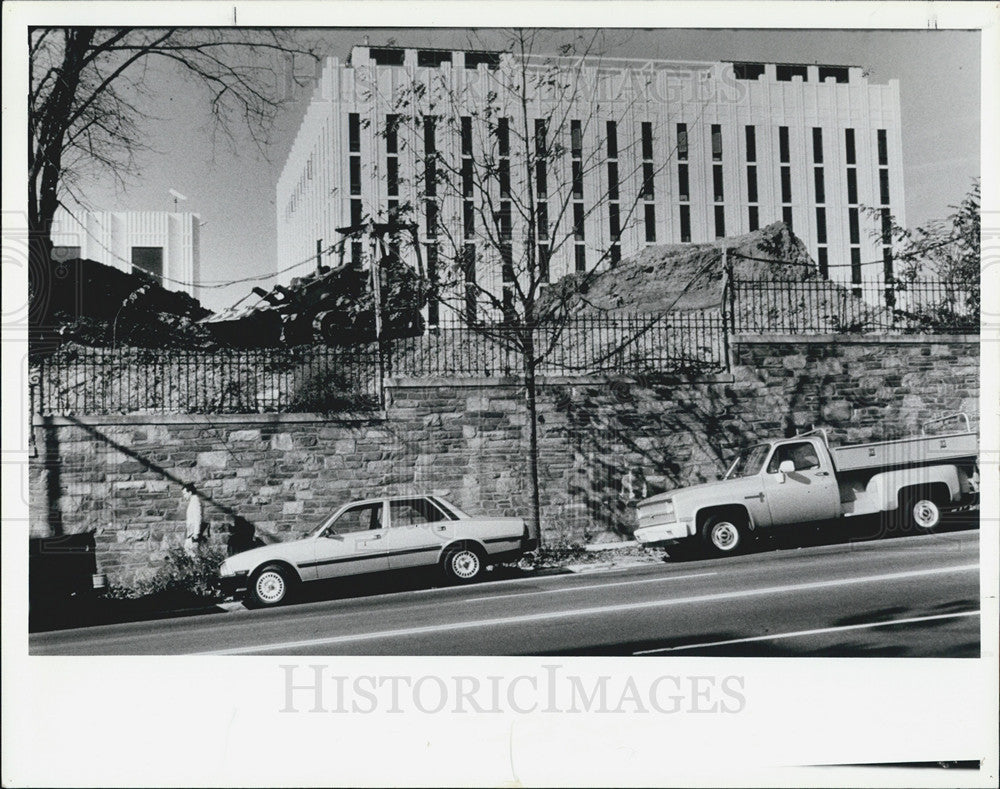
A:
[815,471,830,476]
[434,525,447,532]
[370,533,382,540]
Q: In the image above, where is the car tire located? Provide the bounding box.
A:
[247,563,295,608]
[442,545,485,583]
[701,514,747,557]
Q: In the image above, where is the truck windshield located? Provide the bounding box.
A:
[725,444,771,479]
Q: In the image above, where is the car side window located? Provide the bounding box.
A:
[326,502,383,535]
[389,498,446,527]
[767,441,821,473]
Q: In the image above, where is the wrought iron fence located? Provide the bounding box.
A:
[33,344,382,416]
[385,311,727,378]
[30,276,976,416]
[730,277,979,334]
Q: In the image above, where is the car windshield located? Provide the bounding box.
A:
[724,444,771,479]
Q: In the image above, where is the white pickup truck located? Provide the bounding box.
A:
[634,414,979,557]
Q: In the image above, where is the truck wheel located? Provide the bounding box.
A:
[903,493,942,533]
[247,563,295,608]
[701,515,746,557]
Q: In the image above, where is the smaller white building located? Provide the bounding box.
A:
[51,210,201,299]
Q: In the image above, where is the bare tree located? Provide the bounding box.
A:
[372,29,695,543]
[28,28,320,279]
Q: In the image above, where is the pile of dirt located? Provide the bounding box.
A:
[30,257,214,357]
[540,222,817,317]
[538,222,894,334]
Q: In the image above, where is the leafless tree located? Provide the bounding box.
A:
[28,27,320,279]
[372,29,697,542]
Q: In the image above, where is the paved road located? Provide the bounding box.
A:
[30,530,980,656]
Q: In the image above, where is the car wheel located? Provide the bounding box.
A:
[701,514,746,557]
[903,492,943,533]
[248,563,295,608]
[442,546,485,583]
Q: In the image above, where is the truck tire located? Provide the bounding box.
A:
[701,514,747,557]
[901,490,943,533]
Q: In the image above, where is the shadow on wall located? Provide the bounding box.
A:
[547,356,912,541]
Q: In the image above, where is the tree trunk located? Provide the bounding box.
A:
[522,328,543,548]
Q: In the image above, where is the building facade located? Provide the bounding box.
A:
[51,210,201,299]
[277,45,904,321]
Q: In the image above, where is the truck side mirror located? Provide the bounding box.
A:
[778,460,795,474]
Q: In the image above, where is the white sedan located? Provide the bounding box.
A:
[219,495,536,607]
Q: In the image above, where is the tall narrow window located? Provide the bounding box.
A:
[711,124,723,161]
[676,123,688,160]
[463,242,476,320]
[877,128,893,287]
[461,116,474,240]
[679,204,691,243]
[571,119,586,270]
[642,121,656,245]
[877,129,888,166]
[606,121,620,266]
[845,128,861,285]
[845,128,857,165]
[348,111,363,261]
[496,117,513,312]
[779,126,792,231]
[714,205,726,239]
[713,165,724,202]
[779,126,790,163]
[678,164,689,201]
[424,117,438,321]
[745,125,758,232]
[812,127,823,164]
[745,125,757,162]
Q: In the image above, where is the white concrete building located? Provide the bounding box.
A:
[277,45,904,321]
[51,210,201,299]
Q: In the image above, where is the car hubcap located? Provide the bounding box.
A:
[712,523,739,551]
[452,551,480,579]
[256,571,285,603]
[913,500,939,530]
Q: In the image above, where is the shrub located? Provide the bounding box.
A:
[106,545,228,601]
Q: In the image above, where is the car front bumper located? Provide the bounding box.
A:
[218,571,249,596]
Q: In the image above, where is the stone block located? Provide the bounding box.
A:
[229,429,261,443]
[270,433,294,451]
[197,450,228,468]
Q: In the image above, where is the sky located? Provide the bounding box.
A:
[65,27,981,312]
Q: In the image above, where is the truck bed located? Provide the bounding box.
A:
[832,431,978,473]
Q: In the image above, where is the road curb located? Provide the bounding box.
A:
[563,557,660,574]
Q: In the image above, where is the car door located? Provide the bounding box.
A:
[384,497,453,571]
[762,439,841,525]
[310,501,390,580]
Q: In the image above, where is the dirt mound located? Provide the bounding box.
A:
[30,257,213,356]
[541,222,817,317]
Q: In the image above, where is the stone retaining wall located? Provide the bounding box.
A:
[29,335,979,585]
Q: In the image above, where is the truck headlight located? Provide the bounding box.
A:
[639,499,675,525]
[219,560,234,577]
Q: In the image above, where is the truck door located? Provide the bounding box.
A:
[762,439,841,525]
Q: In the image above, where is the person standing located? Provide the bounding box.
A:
[183,485,205,556]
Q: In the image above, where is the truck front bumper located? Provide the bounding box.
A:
[634,521,693,545]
